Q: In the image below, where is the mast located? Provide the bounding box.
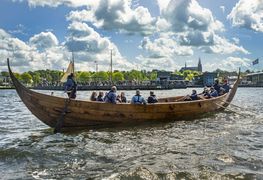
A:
[110,49,113,84]
[72,51,75,74]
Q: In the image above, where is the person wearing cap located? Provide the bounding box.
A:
[222,79,230,93]
[104,86,117,104]
[64,73,77,99]
[147,91,158,103]
[210,87,218,97]
[131,89,147,105]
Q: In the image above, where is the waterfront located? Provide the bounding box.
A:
[0,88,262,179]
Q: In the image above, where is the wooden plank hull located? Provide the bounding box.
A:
[7,59,241,129]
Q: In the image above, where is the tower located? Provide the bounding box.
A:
[198,57,202,72]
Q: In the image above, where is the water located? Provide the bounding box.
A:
[0,88,262,179]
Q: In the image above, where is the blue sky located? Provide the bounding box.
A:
[0,0,262,72]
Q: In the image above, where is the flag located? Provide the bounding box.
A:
[252,58,259,65]
[60,61,74,82]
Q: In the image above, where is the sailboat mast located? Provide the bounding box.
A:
[110,49,113,84]
[72,51,75,74]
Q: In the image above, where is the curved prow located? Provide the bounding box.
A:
[7,58,26,93]
[224,68,241,105]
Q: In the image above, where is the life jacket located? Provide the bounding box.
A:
[134,95,142,104]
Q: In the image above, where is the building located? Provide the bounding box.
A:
[156,71,172,81]
[202,72,218,86]
[245,72,263,85]
[180,58,202,72]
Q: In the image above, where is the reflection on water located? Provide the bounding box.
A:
[0,88,262,179]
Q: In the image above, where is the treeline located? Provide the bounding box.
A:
[0,70,157,85]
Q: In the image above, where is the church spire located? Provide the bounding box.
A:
[198,57,202,72]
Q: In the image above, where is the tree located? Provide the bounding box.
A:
[92,71,109,81]
[77,71,91,82]
[113,71,124,81]
[1,71,9,77]
[32,73,41,86]
[21,72,32,84]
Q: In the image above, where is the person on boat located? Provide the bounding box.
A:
[190,89,198,100]
[64,73,77,99]
[203,88,211,99]
[210,87,218,97]
[97,91,104,102]
[120,92,127,103]
[222,79,230,93]
[147,91,158,103]
[90,91,97,101]
[131,89,147,105]
[104,86,117,104]
[219,87,225,96]
[213,79,221,94]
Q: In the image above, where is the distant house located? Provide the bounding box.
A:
[170,74,184,80]
[180,58,202,72]
[0,75,10,86]
[156,71,172,81]
[202,72,218,86]
[245,72,263,85]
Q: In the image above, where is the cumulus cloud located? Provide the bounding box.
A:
[204,56,250,71]
[228,0,263,32]
[12,0,92,8]
[0,27,135,72]
[159,0,224,33]
[140,35,193,58]
[154,0,248,55]
[200,35,249,54]
[64,21,136,70]
[67,0,156,35]
[29,32,59,50]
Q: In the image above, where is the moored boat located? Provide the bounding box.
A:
[7,58,241,131]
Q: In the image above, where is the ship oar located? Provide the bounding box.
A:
[212,101,245,116]
[54,98,71,133]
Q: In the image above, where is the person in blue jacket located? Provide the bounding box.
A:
[222,79,230,93]
[64,73,77,99]
[190,89,198,100]
[213,79,221,94]
[131,89,147,105]
[210,87,218,97]
[104,86,117,104]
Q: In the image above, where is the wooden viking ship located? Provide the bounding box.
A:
[7,58,241,131]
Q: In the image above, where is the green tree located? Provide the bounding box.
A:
[21,72,32,84]
[32,73,41,86]
[113,71,124,81]
[77,71,91,82]
[1,71,9,77]
[92,71,109,81]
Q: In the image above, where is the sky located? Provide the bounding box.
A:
[0,0,263,73]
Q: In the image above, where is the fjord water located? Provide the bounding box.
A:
[0,88,262,179]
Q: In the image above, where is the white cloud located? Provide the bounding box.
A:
[29,32,59,50]
[13,0,93,8]
[204,56,250,71]
[0,27,135,72]
[67,0,156,35]
[159,0,224,33]
[64,21,136,70]
[220,6,225,14]
[154,0,248,55]
[228,0,263,32]
[201,35,249,54]
[140,35,193,58]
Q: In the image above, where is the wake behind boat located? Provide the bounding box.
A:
[7,58,241,131]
